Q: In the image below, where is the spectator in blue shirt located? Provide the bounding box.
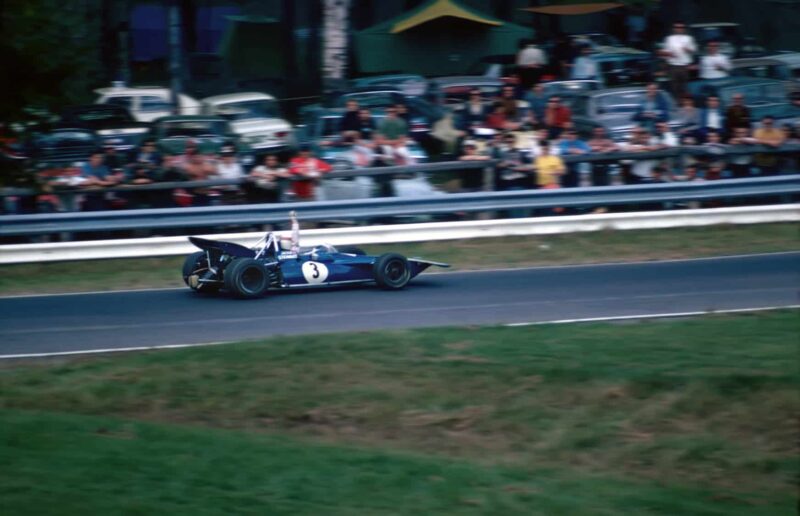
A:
[632,83,670,132]
[558,129,591,187]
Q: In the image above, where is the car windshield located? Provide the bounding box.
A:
[159,120,227,137]
[732,64,787,80]
[213,100,280,120]
[35,131,94,145]
[692,26,740,44]
[66,111,132,126]
[336,92,401,109]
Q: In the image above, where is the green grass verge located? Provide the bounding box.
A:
[1,409,789,515]
[1,223,798,295]
[2,311,798,513]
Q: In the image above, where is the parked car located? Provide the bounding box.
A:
[590,49,655,87]
[767,52,800,79]
[94,83,201,123]
[149,115,253,165]
[731,57,799,96]
[349,74,428,96]
[686,77,796,122]
[465,54,518,82]
[58,104,150,153]
[21,126,101,166]
[569,87,679,141]
[302,86,442,139]
[426,76,505,109]
[200,92,295,156]
[688,23,766,58]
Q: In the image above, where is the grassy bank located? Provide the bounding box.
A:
[2,311,798,513]
[1,222,798,295]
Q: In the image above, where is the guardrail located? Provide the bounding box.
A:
[1,175,798,238]
[1,204,797,264]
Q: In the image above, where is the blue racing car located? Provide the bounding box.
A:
[182,213,449,298]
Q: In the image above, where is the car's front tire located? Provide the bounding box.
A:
[224,258,270,299]
[373,253,410,290]
[182,251,220,293]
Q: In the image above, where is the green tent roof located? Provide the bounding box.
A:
[355,0,533,76]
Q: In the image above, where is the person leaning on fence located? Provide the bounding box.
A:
[244,154,288,203]
[543,96,572,139]
[288,145,333,201]
[557,130,590,188]
[727,127,757,178]
[587,127,620,187]
[753,116,786,176]
[457,140,490,192]
[622,127,659,184]
[377,106,408,142]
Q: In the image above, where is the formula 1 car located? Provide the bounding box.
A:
[182,232,449,298]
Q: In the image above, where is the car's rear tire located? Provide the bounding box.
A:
[182,251,220,293]
[224,258,270,299]
[338,246,366,256]
[373,253,410,290]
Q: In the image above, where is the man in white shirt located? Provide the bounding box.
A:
[571,46,598,81]
[660,21,697,98]
[516,41,547,88]
[699,41,731,80]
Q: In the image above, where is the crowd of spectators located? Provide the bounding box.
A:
[8,17,799,215]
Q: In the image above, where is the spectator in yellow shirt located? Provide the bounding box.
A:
[753,116,785,175]
[534,142,566,188]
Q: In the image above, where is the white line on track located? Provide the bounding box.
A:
[505,305,800,327]
[1,251,797,300]
[1,305,797,360]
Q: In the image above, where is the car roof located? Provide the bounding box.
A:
[765,53,800,66]
[429,76,503,87]
[153,115,227,123]
[689,22,739,28]
[732,57,786,67]
[61,104,130,114]
[579,86,663,98]
[692,76,787,88]
[94,85,172,95]
[201,92,276,104]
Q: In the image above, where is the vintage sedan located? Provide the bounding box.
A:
[59,104,150,153]
[570,87,679,141]
[200,92,296,155]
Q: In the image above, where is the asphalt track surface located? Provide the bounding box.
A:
[1,252,797,357]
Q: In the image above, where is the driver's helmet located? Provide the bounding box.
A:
[279,237,293,251]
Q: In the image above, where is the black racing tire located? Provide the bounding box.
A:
[337,246,366,256]
[373,253,411,290]
[182,251,220,293]
[224,258,270,299]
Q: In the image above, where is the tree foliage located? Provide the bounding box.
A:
[0,0,103,121]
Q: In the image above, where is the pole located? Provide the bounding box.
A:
[168,0,183,113]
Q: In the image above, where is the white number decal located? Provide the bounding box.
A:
[301,261,329,284]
